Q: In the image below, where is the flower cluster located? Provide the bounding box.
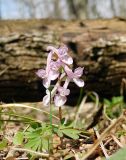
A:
[36,45,84,107]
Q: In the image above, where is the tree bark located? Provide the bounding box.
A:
[0,19,126,104]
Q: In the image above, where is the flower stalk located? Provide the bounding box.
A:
[49,91,53,152]
[59,106,62,122]
[36,44,85,137]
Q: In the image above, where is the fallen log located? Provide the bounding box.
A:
[0,19,126,104]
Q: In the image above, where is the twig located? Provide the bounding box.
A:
[122,124,126,130]
[111,134,124,148]
[16,158,29,160]
[81,115,125,160]
[6,148,15,159]
[59,106,62,122]
[0,103,59,120]
[104,137,113,146]
[71,149,80,160]
[12,147,49,158]
[94,127,109,159]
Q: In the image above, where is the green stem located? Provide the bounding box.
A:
[49,90,53,152]
[76,87,83,106]
[49,91,53,130]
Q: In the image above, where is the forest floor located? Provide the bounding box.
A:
[0,94,126,160]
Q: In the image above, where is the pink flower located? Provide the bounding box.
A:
[36,45,85,107]
[43,81,70,107]
[36,52,60,88]
[43,73,66,106]
[54,94,67,107]
[36,69,50,88]
[64,65,84,87]
[54,87,70,107]
[47,45,73,65]
[43,89,50,106]
[54,78,70,107]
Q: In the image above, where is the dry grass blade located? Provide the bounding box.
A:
[81,115,125,160]
[74,95,87,126]
[0,103,59,120]
[12,147,49,158]
[103,105,112,121]
[94,127,109,159]
[74,92,99,127]
[111,134,124,148]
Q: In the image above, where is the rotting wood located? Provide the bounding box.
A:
[0,19,126,104]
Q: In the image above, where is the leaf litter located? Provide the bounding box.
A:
[0,95,126,160]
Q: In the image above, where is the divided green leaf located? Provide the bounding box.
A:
[0,138,8,150]
[13,131,23,145]
[55,121,81,140]
[24,123,52,152]
[104,96,124,119]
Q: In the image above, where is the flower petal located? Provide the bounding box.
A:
[46,52,53,73]
[54,94,66,107]
[43,95,50,106]
[36,69,46,79]
[47,46,59,55]
[64,65,74,78]
[43,78,51,88]
[63,78,70,89]
[46,89,50,95]
[74,67,84,77]
[62,55,73,65]
[73,78,84,87]
[65,89,70,96]
[50,61,61,71]
[58,86,70,96]
[58,46,68,56]
[49,70,59,80]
